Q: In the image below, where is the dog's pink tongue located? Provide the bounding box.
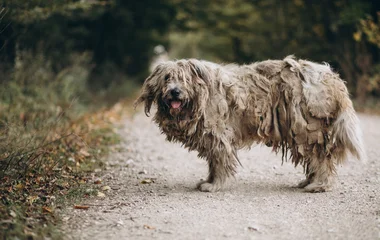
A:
[171,101,181,109]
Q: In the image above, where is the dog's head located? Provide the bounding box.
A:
[134,59,210,118]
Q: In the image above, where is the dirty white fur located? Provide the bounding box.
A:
[134,56,365,193]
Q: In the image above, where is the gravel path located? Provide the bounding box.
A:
[63,111,380,240]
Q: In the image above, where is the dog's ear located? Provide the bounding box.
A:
[188,59,210,85]
[134,64,166,116]
[134,86,155,117]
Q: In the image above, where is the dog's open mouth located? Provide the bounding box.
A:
[170,100,182,110]
[166,99,185,116]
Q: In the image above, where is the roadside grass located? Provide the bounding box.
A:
[0,101,131,240]
[0,51,139,239]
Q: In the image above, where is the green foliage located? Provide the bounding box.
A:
[169,0,380,99]
[1,0,175,81]
[355,13,380,48]
[355,13,380,96]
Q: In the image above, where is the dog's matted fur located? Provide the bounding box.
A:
[134,56,365,192]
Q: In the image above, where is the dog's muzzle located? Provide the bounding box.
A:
[169,88,182,109]
[164,87,185,115]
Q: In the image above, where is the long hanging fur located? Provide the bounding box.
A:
[134,56,365,193]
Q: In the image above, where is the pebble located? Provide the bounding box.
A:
[126,159,135,166]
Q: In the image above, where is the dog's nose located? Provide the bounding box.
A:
[171,88,181,97]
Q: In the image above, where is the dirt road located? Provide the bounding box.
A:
[64,111,380,240]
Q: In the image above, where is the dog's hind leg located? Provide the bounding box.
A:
[297,172,314,188]
[302,156,336,193]
[197,144,238,192]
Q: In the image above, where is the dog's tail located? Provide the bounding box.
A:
[332,106,366,163]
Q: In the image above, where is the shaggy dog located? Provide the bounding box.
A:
[134,56,365,193]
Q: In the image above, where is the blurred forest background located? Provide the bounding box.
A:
[1,0,380,238]
[1,0,380,109]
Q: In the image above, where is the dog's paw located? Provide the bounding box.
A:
[297,179,311,188]
[196,180,222,192]
[304,182,332,193]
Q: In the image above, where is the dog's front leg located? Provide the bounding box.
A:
[196,143,238,192]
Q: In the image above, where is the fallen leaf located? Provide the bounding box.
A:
[97,191,106,198]
[94,179,102,184]
[42,207,52,214]
[26,196,39,205]
[9,210,17,218]
[74,205,90,210]
[143,224,156,230]
[79,148,90,157]
[101,186,111,191]
[15,183,23,190]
